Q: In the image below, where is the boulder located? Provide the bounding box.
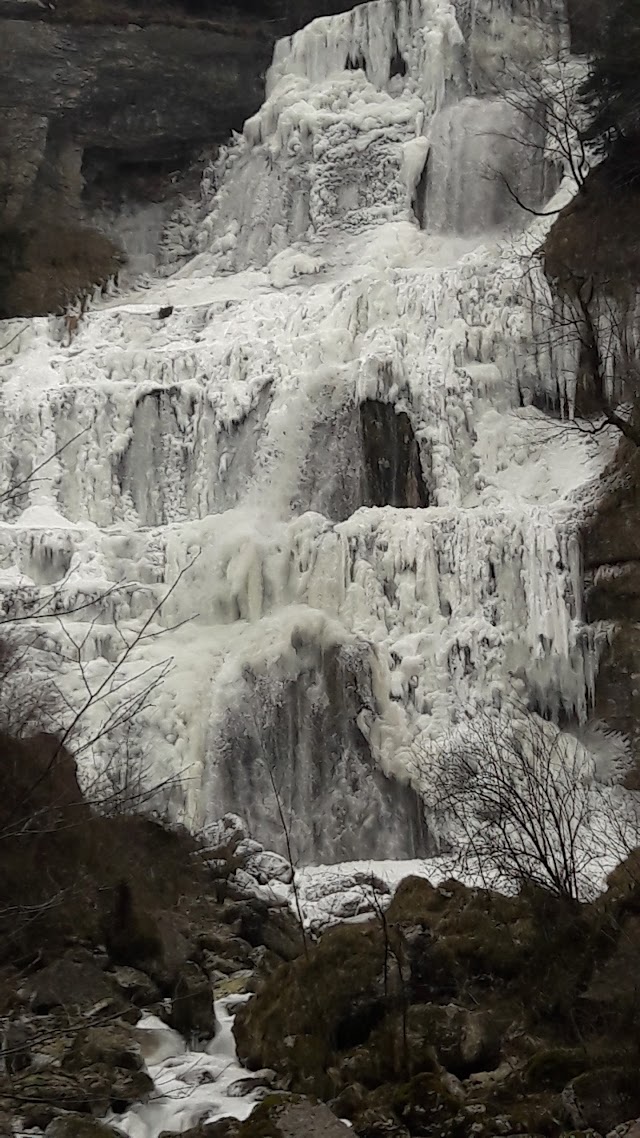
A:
[244,852,293,886]
[28,959,123,1015]
[214,972,255,999]
[151,912,193,988]
[224,899,305,962]
[6,1070,91,1127]
[564,1069,640,1135]
[203,953,246,977]
[303,872,390,904]
[353,1072,464,1138]
[2,1016,35,1073]
[607,1122,640,1138]
[226,1071,277,1098]
[198,928,253,959]
[178,1096,355,1138]
[524,1048,592,1092]
[109,966,162,1007]
[94,1065,153,1113]
[9,1054,153,1124]
[170,962,217,1042]
[46,1114,126,1138]
[236,839,265,860]
[233,923,390,1097]
[62,1024,143,1074]
[404,1003,503,1077]
[201,814,247,858]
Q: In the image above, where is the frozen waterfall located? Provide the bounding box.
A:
[0,0,615,861]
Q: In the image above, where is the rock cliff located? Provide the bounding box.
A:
[0,0,357,315]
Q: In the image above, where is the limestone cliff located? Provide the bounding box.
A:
[0,0,357,315]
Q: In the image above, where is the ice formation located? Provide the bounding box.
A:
[0,0,617,859]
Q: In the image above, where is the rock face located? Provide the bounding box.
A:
[0,0,358,315]
[582,448,640,771]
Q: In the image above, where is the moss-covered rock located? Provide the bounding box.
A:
[564,1067,640,1134]
[45,1114,124,1138]
[176,1095,352,1138]
[524,1049,591,1092]
[62,1024,143,1073]
[357,1071,464,1135]
[233,923,390,1097]
[404,1003,504,1076]
[231,867,640,1138]
[5,1070,91,1127]
[28,959,124,1015]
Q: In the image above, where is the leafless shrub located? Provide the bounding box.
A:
[423,708,640,902]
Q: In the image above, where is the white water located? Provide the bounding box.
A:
[0,0,617,858]
[109,1000,264,1138]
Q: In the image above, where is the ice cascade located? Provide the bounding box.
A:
[0,0,613,860]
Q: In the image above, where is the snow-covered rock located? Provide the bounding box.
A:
[244,851,294,886]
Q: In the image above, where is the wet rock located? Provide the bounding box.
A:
[212,643,431,863]
[203,953,246,976]
[97,1065,154,1113]
[583,452,640,766]
[213,972,254,999]
[226,1071,277,1097]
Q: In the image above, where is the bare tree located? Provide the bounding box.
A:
[261,756,309,959]
[425,708,639,902]
[482,53,590,218]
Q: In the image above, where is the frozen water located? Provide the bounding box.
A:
[0,0,618,857]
